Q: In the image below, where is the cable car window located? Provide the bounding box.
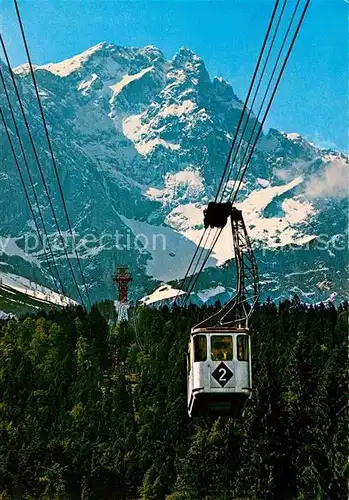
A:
[211,336,233,361]
[237,335,249,361]
[194,335,207,362]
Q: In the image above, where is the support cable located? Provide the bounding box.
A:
[13,0,92,308]
[214,0,281,201]
[218,0,288,203]
[178,228,217,306]
[176,0,281,301]
[0,32,86,307]
[182,0,289,301]
[1,107,62,293]
[0,70,65,295]
[175,227,209,302]
[183,0,311,305]
[230,0,308,204]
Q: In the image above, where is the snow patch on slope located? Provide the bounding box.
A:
[140,284,185,305]
[122,97,196,156]
[109,66,153,98]
[0,236,39,265]
[165,203,204,232]
[285,132,302,141]
[78,73,98,94]
[118,214,217,281]
[138,139,180,155]
[161,100,196,116]
[146,167,204,204]
[197,285,226,302]
[16,43,106,77]
[242,175,304,213]
[0,271,77,307]
[282,198,315,224]
[38,43,104,77]
[257,178,270,188]
[123,113,180,155]
[165,175,317,265]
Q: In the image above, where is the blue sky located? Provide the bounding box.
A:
[1,0,348,150]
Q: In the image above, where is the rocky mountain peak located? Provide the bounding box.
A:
[138,45,165,63]
[171,47,208,78]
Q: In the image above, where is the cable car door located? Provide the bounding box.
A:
[209,335,235,389]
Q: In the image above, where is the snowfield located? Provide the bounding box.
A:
[0,271,78,307]
[140,284,185,305]
[164,174,317,264]
[109,66,153,99]
[118,214,217,282]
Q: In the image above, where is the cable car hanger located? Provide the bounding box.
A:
[193,202,259,331]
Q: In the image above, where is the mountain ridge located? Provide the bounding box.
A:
[1,42,348,305]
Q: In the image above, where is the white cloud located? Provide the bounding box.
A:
[307,131,339,151]
[273,167,292,182]
[305,159,349,199]
[273,159,314,182]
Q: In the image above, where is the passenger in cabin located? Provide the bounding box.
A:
[212,336,233,361]
[211,347,225,361]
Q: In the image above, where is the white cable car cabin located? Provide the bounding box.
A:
[187,327,251,417]
[186,203,259,418]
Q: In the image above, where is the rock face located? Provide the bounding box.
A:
[0,42,347,304]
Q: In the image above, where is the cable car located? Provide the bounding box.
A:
[186,202,259,418]
[187,326,252,417]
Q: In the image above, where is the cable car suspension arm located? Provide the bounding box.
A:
[195,202,259,329]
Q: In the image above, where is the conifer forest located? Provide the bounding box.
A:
[0,299,348,499]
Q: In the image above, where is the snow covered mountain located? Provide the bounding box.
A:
[0,42,348,305]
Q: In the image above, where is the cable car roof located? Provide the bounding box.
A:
[191,326,250,335]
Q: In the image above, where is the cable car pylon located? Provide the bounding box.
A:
[187,202,259,418]
[113,266,132,323]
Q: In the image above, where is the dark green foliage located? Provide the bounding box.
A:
[0,300,347,499]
